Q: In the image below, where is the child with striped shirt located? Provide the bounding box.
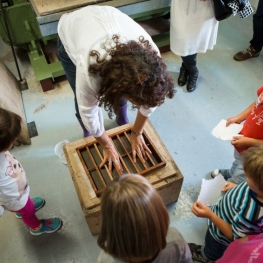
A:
[189,145,263,262]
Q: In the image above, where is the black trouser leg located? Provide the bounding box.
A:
[250,0,263,52]
[182,54,198,92]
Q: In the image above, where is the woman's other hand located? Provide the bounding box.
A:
[131,111,151,163]
[99,146,123,174]
[131,132,152,163]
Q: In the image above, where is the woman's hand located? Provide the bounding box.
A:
[96,131,123,174]
[131,111,152,163]
[191,201,213,219]
[131,132,151,163]
[99,144,123,174]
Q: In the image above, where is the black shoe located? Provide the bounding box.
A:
[187,69,199,92]
[188,243,213,263]
[178,64,188,86]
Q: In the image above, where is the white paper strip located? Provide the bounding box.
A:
[211,119,243,140]
[198,174,227,206]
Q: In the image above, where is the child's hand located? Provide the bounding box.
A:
[231,136,252,148]
[226,116,242,126]
[222,182,236,192]
[191,201,212,219]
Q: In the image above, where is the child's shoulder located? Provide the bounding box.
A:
[257,86,263,96]
[222,182,250,202]
[0,152,11,177]
[0,151,13,161]
[227,181,248,193]
[0,151,7,162]
[154,228,192,263]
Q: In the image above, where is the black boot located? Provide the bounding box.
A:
[177,63,188,86]
[187,69,199,92]
[182,54,199,92]
[76,114,92,138]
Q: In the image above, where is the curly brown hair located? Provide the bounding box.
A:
[89,35,175,118]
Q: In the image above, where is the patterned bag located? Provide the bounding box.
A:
[213,0,232,21]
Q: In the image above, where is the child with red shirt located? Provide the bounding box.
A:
[211,86,263,185]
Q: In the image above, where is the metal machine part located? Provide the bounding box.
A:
[0,0,171,91]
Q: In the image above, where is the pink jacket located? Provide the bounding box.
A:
[216,235,263,263]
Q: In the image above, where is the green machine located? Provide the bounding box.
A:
[0,0,170,91]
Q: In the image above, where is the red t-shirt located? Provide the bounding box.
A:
[216,235,263,263]
[235,86,263,153]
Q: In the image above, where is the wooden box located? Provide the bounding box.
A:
[64,120,183,235]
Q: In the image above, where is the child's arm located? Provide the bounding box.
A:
[222,182,237,192]
[192,201,233,240]
[226,102,255,126]
[231,137,263,148]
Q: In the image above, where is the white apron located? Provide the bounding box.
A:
[170,0,219,56]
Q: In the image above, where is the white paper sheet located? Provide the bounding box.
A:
[198,175,227,206]
[211,119,243,140]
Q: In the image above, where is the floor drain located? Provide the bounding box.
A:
[27,121,38,138]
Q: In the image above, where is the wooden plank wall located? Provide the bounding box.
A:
[0,60,30,145]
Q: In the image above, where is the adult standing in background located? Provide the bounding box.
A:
[170,0,219,92]
[57,6,175,172]
[234,0,263,61]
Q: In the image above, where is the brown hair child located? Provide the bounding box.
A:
[97,173,192,263]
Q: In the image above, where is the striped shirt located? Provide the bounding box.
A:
[208,182,263,246]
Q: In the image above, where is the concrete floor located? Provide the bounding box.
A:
[0,2,262,262]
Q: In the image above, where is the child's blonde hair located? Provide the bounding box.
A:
[0,108,21,152]
[243,145,263,191]
[98,173,169,262]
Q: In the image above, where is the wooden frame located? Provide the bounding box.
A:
[64,120,183,235]
[76,127,166,197]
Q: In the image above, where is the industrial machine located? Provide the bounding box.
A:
[0,0,171,91]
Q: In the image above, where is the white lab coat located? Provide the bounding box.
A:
[170,0,219,56]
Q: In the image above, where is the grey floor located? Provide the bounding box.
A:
[0,2,262,262]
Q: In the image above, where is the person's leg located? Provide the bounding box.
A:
[234,0,263,61]
[177,59,188,87]
[182,54,198,92]
[57,37,80,118]
[228,149,245,184]
[116,98,129,125]
[15,197,41,229]
[189,229,228,262]
[15,197,63,235]
[15,197,45,219]
[250,0,263,52]
[201,229,228,261]
[58,37,91,137]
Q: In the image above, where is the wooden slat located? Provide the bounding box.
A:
[116,132,141,174]
[124,131,148,170]
[94,143,114,180]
